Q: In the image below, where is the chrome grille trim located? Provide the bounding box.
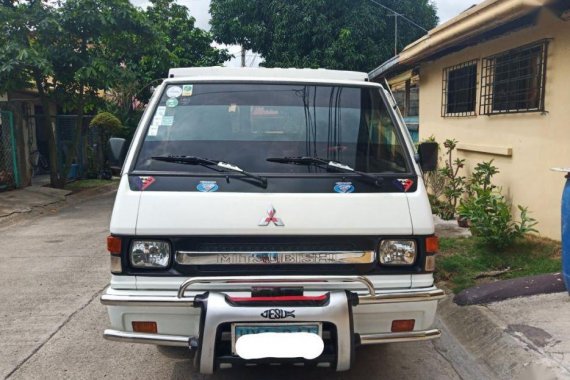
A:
[175,250,375,265]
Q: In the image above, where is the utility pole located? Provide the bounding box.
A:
[241,47,246,67]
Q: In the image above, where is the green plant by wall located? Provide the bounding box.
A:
[458,161,537,249]
[420,137,462,220]
[465,160,499,196]
[437,139,466,220]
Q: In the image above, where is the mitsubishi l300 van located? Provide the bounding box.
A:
[101,67,444,374]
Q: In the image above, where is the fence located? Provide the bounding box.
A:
[0,110,20,190]
[33,115,95,180]
[55,116,91,178]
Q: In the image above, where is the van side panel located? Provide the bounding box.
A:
[109,175,142,235]
[405,178,435,235]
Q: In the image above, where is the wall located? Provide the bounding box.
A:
[418,9,569,240]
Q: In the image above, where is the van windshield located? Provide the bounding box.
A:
[134,83,410,174]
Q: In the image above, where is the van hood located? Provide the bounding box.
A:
[133,191,413,236]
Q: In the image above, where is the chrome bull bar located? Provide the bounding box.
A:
[177,275,376,298]
[101,275,446,373]
[101,275,445,307]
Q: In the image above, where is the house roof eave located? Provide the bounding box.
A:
[369,0,554,80]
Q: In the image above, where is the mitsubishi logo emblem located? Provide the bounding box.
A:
[258,205,284,226]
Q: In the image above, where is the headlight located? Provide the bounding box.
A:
[130,240,171,268]
[379,240,417,265]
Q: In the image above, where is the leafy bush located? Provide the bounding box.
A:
[465,160,499,196]
[458,161,537,249]
[89,112,123,176]
[90,112,123,135]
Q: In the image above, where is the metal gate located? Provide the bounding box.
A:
[0,110,20,190]
[55,115,95,179]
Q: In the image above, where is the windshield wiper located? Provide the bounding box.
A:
[152,155,268,188]
[267,156,383,187]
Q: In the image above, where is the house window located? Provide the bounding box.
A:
[442,60,478,117]
[391,81,407,115]
[390,75,420,141]
[480,40,548,115]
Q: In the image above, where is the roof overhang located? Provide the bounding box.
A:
[369,0,559,80]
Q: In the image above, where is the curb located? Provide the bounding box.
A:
[454,273,567,306]
[0,182,118,227]
[437,295,570,379]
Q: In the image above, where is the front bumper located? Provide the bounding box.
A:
[103,327,442,347]
[101,275,445,373]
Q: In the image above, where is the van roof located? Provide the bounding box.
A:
[167,67,369,82]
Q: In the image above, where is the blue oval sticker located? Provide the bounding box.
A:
[197,181,219,192]
[334,182,355,193]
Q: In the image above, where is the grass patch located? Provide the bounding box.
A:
[436,235,561,293]
[65,178,117,191]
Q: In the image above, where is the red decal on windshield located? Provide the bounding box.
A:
[396,179,414,192]
[140,176,156,190]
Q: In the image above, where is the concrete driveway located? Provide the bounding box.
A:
[0,191,466,380]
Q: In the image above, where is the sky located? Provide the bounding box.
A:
[434,0,484,23]
[131,0,485,66]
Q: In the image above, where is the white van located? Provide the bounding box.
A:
[101,67,444,374]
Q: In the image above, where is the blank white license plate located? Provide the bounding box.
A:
[231,322,322,354]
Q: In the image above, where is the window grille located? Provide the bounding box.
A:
[480,40,548,115]
[391,81,407,116]
[442,60,478,117]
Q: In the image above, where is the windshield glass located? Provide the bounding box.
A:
[134,83,410,174]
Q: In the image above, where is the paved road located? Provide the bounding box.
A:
[1,191,463,380]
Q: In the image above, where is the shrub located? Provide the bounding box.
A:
[90,112,123,135]
[89,112,123,176]
[422,138,465,220]
[458,161,537,249]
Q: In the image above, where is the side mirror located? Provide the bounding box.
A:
[107,137,127,170]
[418,142,438,172]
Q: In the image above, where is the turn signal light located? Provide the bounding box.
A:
[425,255,436,272]
[391,319,415,332]
[425,236,439,253]
[107,236,121,254]
[132,321,157,333]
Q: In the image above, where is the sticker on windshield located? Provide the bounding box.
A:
[161,116,174,126]
[147,125,159,136]
[197,181,219,192]
[166,98,178,108]
[166,86,183,98]
[152,115,163,125]
[182,84,193,96]
[394,178,414,192]
[155,106,166,116]
[334,182,355,193]
[134,176,156,191]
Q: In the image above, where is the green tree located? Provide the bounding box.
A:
[210,0,438,71]
[0,0,60,186]
[1,0,228,187]
[50,0,158,185]
[145,0,230,79]
[107,0,230,136]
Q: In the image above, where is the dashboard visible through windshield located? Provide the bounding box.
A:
[134,82,411,175]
